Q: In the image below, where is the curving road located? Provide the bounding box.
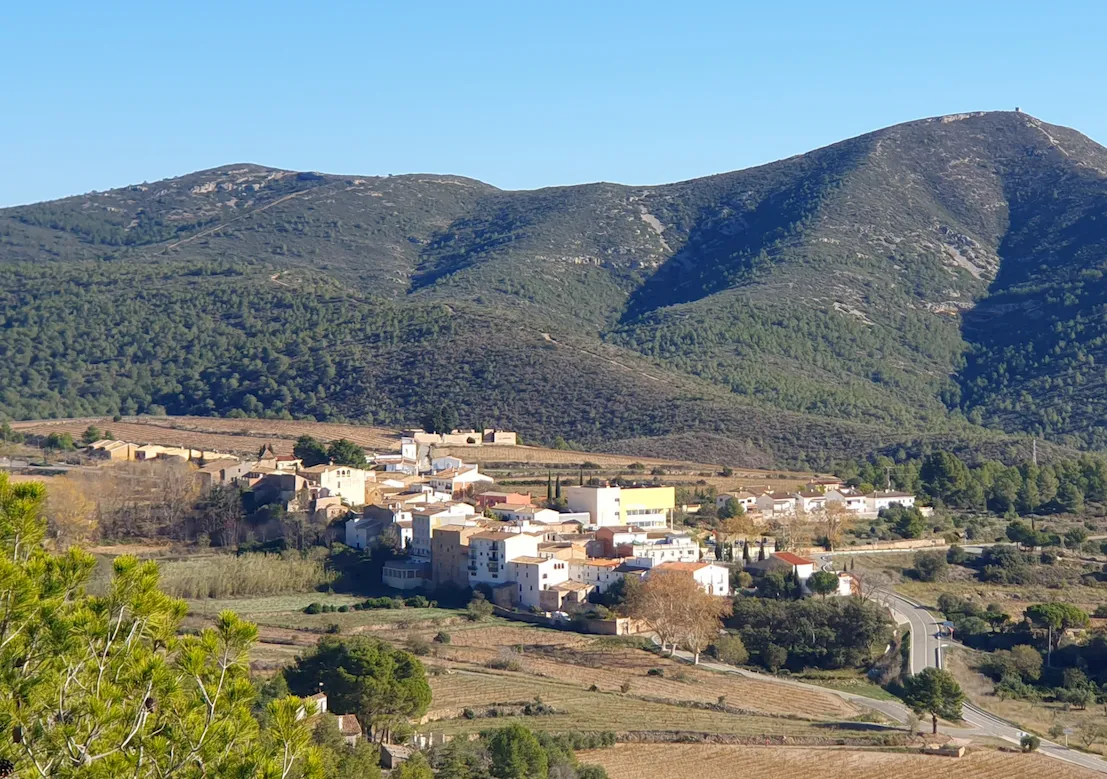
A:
[817,551,1107,773]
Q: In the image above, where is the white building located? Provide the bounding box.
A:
[564,485,674,529]
[565,485,622,527]
[866,491,917,512]
[299,465,371,507]
[715,491,758,511]
[431,455,465,473]
[567,558,626,593]
[490,504,563,524]
[771,552,816,585]
[429,465,494,497]
[627,533,700,568]
[755,492,797,516]
[507,556,570,609]
[651,561,730,596]
[468,531,541,586]
[793,491,827,513]
[825,488,867,513]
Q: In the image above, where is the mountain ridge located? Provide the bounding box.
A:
[4,110,1107,465]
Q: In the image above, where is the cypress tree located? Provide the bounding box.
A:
[742,542,751,563]
[758,540,766,561]
[547,472,553,502]
[555,475,562,501]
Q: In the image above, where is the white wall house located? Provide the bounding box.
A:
[567,559,626,593]
[507,556,570,609]
[430,455,464,473]
[825,488,867,513]
[866,491,916,512]
[468,531,541,586]
[490,504,563,524]
[755,492,797,516]
[771,552,816,585]
[793,491,827,513]
[651,561,730,596]
[627,533,700,568]
[565,485,622,527]
[429,465,494,497]
[300,465,370,507]
[715,491,758,511]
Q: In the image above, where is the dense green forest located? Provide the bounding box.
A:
[6,112,1107,464]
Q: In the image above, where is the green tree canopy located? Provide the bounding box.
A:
[294,435,330,467]
[0,473,322,778]
[806,570,839,598]
[326,439,368,468]
[901,667,965,734]
[488,724,549,779]
[284,636,431,741]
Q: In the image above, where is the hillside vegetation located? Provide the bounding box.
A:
[4,112,1107,465]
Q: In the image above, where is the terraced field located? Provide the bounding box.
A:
[425,670,876,739]
[418,626,859,720]
[11,415,399,455]
[577,744,1101,779]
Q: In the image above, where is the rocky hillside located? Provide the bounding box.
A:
[3,111,1107,464]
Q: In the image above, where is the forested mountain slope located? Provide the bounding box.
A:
[4,111,1107,464]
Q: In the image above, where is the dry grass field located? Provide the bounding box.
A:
[420,627,858,720]
[946,648,1107,757]
[424,669,876,739]
[11,415,399,455]
[577,743,1100,779]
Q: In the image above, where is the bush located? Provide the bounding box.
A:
[434,631,452,644]
[1094,605,1107,618]
[466,595,495,622]
[304,602,323,615]
[405,595,431,608]
[337,605,349,613]
[946,545,968,565]
[647,668,664,677]
[406,634,432,656]
[912,550,949,582]
[324,623,341,634]
[1021,734,1041,752]
[709,634,749,666]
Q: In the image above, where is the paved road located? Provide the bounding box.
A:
[886,589,1107,772]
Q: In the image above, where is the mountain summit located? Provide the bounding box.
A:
[3,111,1107,465]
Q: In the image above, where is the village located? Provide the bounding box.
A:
[84,426,924,616]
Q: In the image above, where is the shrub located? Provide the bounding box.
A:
[324,623,341,634]
[405,595,431,608]
[486,647,524,672]
[709,634,749,666]
[466,595,495,622]
[619,679,631,693]
[1094,605,1107,618]
[1021,734,1041,752]
[337,605,349,613]
[646,668,664,677]
[434,631,452,644]
[304,602,323,615]
[406,634,432,656]
[912,550,949,582]
[946,545,968,565]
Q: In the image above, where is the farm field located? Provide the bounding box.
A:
[424,669,879,739]
[576,743,1100,779]
[421,626,859,720]
[11,415,399,456]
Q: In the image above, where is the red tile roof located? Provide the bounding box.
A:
[773,552,814,566]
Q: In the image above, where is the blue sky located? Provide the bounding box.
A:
[1,1,1103,206]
